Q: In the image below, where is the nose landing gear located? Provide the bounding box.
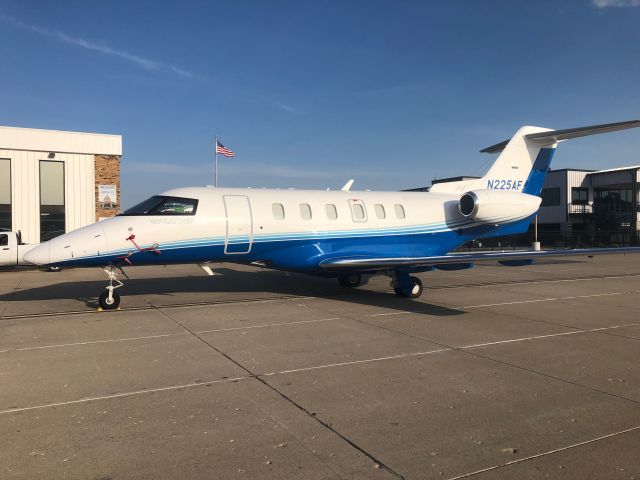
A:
[99,267,123,310]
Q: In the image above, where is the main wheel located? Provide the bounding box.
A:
[393,276,423,298]
[338,274,363,288]
[407,276,423,298]
[98,290,121,310]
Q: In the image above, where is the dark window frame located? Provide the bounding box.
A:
[541,187,561,207]
[0,158,11,232]
[571,187,588,205]
[39,160,66,242]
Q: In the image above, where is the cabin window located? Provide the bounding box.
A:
[0,159,10,231]
[300,203,312,220]
[40,160,65,241]
[0,233,7,247]
[394,204,406,219]
[325,204,338,220]
[374,204,386,219]
[352,204,365,221]
[120,196,198,216]
[272,203,285,220]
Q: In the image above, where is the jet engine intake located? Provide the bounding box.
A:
[458,189,541,222]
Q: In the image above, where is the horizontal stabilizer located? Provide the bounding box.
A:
[480,120,640,154]
[319,247,640,272]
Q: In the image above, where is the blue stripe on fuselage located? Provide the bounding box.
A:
[53,215,535,273]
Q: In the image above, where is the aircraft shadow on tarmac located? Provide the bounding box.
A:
[0,268,464,317]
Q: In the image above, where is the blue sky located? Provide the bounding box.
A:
[1,0,639,207]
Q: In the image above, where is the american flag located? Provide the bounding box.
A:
[216,140,235,157]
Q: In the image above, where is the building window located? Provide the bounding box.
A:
[325,204,338,220]
[571,187,588,204]
[39,160,65,242]
[299,203,312,220]
[394,204,406,219]
[0,159,10,231]
[272,203,285,220]
[541,187,561,207]
[374,204,386,219]
[594,189,633,213]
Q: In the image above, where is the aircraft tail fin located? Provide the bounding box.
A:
[429,120,640,196]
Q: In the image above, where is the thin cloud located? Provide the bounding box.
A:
[276,102,299,114]
[592,0,640,7]
[0,13,192,78]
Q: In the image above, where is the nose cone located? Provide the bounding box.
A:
[23,243,51,265]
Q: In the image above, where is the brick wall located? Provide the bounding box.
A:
[94,154,121,221]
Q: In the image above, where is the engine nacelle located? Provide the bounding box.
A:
[458,189,541,222]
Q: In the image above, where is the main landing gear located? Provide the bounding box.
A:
[391,273,423,298]
[99,266,123,310]
[336,272,424,299]
[337,273,364,288]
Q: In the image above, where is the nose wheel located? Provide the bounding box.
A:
[99,289,121,310]
[99,267,123,310]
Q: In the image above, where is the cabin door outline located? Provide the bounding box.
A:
[223,195,253,254]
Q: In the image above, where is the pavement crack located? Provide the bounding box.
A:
[446,424,640,479]
[147,301,407,480]
[0,277,23,318]
[294,297,640,408]
[362,317,640,407]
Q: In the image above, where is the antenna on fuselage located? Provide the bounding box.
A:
[341,179,355,191]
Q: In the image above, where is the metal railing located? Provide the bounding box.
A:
[568,203,593,214]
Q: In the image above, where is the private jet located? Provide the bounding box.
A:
[24,120,640,309]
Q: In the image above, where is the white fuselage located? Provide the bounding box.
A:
[24,186,537,272]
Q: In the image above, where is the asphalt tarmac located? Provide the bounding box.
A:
[1,255,639,479]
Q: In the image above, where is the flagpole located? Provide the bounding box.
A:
[214,136,218,187]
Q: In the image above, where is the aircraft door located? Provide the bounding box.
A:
[223,195,253,254]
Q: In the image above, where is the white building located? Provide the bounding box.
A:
[0,126,122,244]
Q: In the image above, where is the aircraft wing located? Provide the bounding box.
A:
[480,120,640,153]
[318,247,640,272]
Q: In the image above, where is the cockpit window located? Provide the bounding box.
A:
[120,196,198,216]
